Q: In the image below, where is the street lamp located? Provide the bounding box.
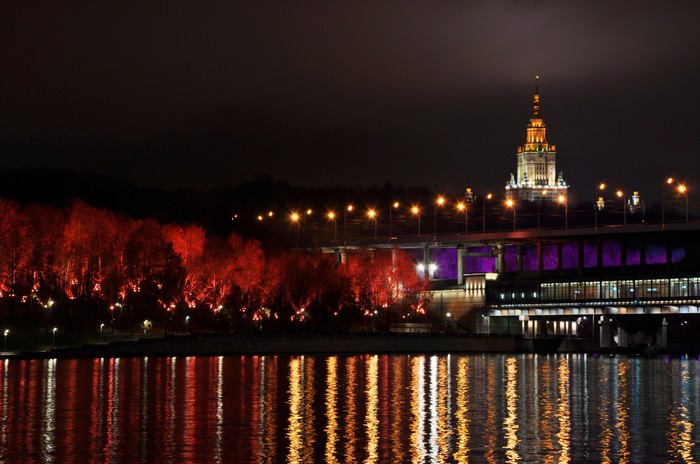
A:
[411,206,421,236]
[434,196,445,240]
[662,177,674,228]
[616,189,627,226]
[185,315,190,335]
[389,201,399,238]
[537,189,547,232]
[52,327,57,347]
[368,209,377,238]
[344,204,354,245]
[506,199,516,230]
[595,183,606,231]
[678,184,689,223]
[457,202,468,234]
[3,329,8,350]
[483,193,492,232]
[327,211,337,241]
[291,212,300,245]
[100,323,104,341]
[558,194,568,229]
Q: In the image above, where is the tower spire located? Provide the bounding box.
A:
[533,74,540,116]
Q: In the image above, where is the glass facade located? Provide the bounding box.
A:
[490,276,700,305]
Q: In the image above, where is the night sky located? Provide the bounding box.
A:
[3,2,700,202]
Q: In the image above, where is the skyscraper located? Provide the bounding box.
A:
[505,77,568,202]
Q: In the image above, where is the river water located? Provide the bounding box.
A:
[0,353,698,463]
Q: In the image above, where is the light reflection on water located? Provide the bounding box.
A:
[2,354,700,462]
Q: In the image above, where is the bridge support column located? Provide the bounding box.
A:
[457,245,464,285]
[657,317,668,348]
[617,326,628,348]
[496,244,504,273]
[599,317,611,348]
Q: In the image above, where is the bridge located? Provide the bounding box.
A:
[320,221,700,350]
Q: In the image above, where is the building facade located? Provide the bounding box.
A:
[505,77,568,202]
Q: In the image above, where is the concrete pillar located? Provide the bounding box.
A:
[334,249,342,265]
[617,326,628,347]
[657,317,668,348]
[599,317,611,348]
[496,244,504,273]
[340,251,347,265]
[457,245,465,285]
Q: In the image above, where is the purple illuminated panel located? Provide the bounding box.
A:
[432,248,457,279]
[672,247,686,263]
[523,246,538,271]
[543,244,558,270]
[464,247,496,273]
[561,243,578,269]
[583,242,598,268]
[646,244,667,265]
[504,247,518,272]
[602,241,622,267]
[626,244,641,266]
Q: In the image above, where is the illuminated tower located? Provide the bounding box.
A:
[505,76,568,202]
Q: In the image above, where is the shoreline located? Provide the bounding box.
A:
[0,333,694,359]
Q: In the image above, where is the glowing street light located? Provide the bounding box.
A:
[595,183,606,231]
[662,177,674,228]
[434,196,445,240]
[291,212,300,245]
[678,184,689,223]
[483,193,492,232]
[3,329,8,350]
[327,211,337,241]
[558,194,568,229]
[185,315,190,335]
[616,189,627,226]
[506,199,516,230]
[368,209,378,238]
[52,327,57,347]
[411,205,421,236]
[99,323,104,341]
[457,202,468,234]
[389,201,399,238]
[344,204,354,245]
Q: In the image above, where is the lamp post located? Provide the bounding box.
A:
[678,184,689,223]
[411,206,421,236]
[3,329,7,350]
[457,202,468,234]
[389,201,399,238]
[506,199,516,230]
[368,209,377,239]
[537,189,547,232]
[290,212,300,246]
[662,177,674,228]
[344,205,353,245]
[483,193,492,232]
[595,183,606,231]
[434,196,445,240]
[327,211,337,241]
[558,194,568,229]
[52,327,57,347]
[185,315,190,335]
[100,323,104,341]
[616,189,627,226]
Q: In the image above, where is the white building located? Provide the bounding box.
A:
[505,77,568,203]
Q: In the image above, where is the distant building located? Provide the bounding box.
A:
[505,77,568,203]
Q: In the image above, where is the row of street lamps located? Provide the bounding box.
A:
[284,177,690,241]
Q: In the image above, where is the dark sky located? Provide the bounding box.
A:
[2,1,700,201]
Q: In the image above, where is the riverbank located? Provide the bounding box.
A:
[1,332,692,359]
